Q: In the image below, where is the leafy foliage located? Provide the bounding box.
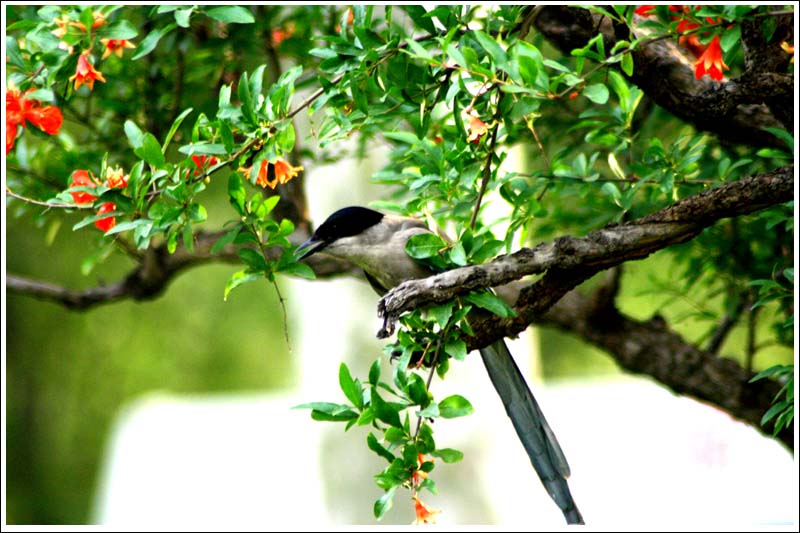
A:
[6,4,794,523]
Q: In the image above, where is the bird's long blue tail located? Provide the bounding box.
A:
[479,339,584,525]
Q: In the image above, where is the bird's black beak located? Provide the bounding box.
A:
[295,237,327,260]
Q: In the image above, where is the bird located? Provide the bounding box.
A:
[295,206,583,525]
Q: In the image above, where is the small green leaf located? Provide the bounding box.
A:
[438,394,474,418]
[444,338,467,361]
[367,432,396,463]
[279,262,316,280]
[417,403,440,418]
[371,388,402,428]
[621,52,634,76]
[339,363,362,408]
[211,225,242,254]
[474,29,508,69]
[430,448,464,463]
[464,292,517,318]
[174,7,193,28]
[227,173,246,215]
[238,248,268,272]
[583,83,610,104]
[406,233,446,259]
[368,359,381,385]
[132,24,176,60]
[428,302,453,329]
[720,25,741,53]
[134,133,166,168]
[124,120,144,149]
[223,269,261,301]
[162,108,194,153]
[206,6,255,24]
[373,487,397,520]
[99,19,138,40]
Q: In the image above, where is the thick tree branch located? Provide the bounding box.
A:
[534,6,793,147]
[378,166,793,330]
[539,272,793,450]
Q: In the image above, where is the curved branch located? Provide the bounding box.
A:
[539,272,793,450]
[533,6,792,147]
[378,166,793,329]
[6,231,360,311]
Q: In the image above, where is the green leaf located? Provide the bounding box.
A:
[238,248,268,272]
[428,302,453,329]
[162,108,194,153]
[763,127,794,153]
[406,233,446,259]
[238,71,256,126]
[205,6,255,24]
[99,19,138,40]
[174,7,193,28]
[463,292,517,318]
[438,395,474,418]
[474,30,507,69]
[132,24,176,60]
[407,373,430,408]
[211,225,241,254]
[583,83,610,104]
[417,403,440,418]
[223,269,261,301]
[444,338,467,361]
[621,52,634,76]
[368,359,381,385]
[370,388,402,428]
[279,262,316,280]
[134,133,166,168]
[720,25,741,53]
[339,363,362,408]
[227,173,246,215]
[124,120,144,149]
[430,448,464,463]
[373,487,397,520]
[367,432,396,463]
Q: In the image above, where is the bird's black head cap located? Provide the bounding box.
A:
[313,206,385,243]
[295,206,384,260]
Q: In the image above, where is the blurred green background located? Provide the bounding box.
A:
[7,199,792,524]
[4,4,793,525]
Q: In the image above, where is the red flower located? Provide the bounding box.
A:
[100,38,136,59]
[694,35,728,81]
[69,53,106,91]
[69,169,98,204]
[5,84,63,153]
[634,5,656,16]
[95,202,116,232]
[7,118,19,154]
[24,105,63,135]
[191,154,220,175]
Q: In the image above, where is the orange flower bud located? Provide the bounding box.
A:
[69,53,107,91]
[466,115,489,144]
[100,38,136,59]
[105,166,129,189]
[412,495,440,525]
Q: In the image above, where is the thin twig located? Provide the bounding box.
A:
[470,117,501,229]
[5,186,81,209]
